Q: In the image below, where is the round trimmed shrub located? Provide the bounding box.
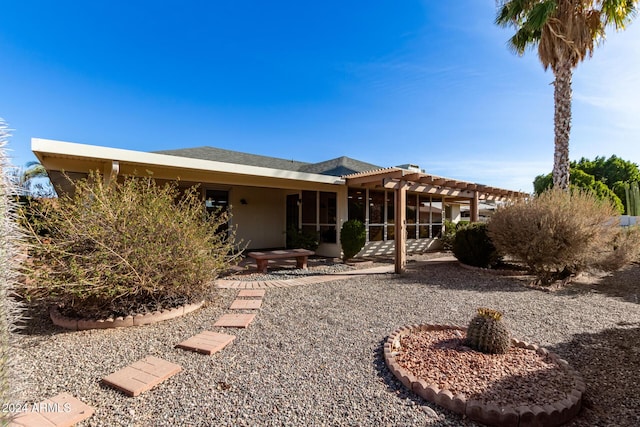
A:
[452,222,500,268]
[340,219,366,261]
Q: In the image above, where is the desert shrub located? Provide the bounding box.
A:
[16,196,56,237]
[441,220,459,250]
[20,172,236,317]
[593,225,640,271]
[286,225,319,251]
[488,188,621,285]
[452,222,500,268]
[340,219,366,261]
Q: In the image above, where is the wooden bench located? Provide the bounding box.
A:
[246,249,315,273]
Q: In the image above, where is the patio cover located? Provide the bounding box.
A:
[344,168,529,273]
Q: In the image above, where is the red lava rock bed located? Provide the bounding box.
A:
[385,324,584,426]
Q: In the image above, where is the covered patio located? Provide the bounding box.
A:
[344,167,529,273]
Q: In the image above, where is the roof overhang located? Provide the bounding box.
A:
[344,167,529,201]
[32,138,345,189]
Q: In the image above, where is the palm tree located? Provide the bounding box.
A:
[496,0,638,190]
[19,161,55,197]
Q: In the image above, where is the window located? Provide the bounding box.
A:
[406,194,418,239]
[416,196,443,239]
[368,190,385,241]
[347,188,444,242]
[348,188,366,222]
[301,190,337,244]
[205,189,229,233]
[205,189,228,212]
[319,191,337,243]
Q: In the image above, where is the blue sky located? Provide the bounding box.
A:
[1,1,639,193]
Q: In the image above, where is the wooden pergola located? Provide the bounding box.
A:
[344,168,529,273]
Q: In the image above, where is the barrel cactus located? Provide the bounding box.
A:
[465,308,511,354]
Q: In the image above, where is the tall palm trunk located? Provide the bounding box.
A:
[552,58,573,190]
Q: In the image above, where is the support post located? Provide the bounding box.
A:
[470,191,479,223]
[394,181,407,274]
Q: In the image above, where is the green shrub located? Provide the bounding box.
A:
[441,219,458,250]
[488,188,623,285]
[286,225,319,251]
[20,172,236,317]
[452,222,500,268]
[340,219,366,261]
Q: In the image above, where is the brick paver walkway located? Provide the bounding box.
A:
[176,331,236,355]
[102,356,182,397]
[9,393,94,427]
[14,260,400,425]
[216,265,394,289]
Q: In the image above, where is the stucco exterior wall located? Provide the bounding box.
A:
[227,186,287,250]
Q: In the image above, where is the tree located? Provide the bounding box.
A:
[496,0,638,190]
[17,161,56,197]
[573,155,640,205]
[534,154,640,213]
[534,168,623,212]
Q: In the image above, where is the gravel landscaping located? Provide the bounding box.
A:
[11,254,640,426]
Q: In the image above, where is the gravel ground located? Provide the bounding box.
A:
[10,254,640,426]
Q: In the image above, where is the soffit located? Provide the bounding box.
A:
[32,138,345,188]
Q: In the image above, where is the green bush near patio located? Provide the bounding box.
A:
[20,172,236,317]
[286,225,319,251]
[340,219,366,261]
[452,222,501,268]
[488,188,640,286]
[441,219,459,250]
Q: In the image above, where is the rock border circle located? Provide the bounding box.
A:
[49,300,205,331]
[384,324,585,427]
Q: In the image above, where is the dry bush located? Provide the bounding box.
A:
[21,172,237,317]
[594,226,640,271]
[488,188,623,285]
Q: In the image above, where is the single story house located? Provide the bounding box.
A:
[32,138,528,272]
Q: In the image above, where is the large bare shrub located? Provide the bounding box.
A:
[21,172,236,317]
[488,188,629,285]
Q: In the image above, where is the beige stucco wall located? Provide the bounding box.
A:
[226,185,345,258]
[226,186,288,250]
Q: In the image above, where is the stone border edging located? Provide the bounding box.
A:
[49,301,205,331]
[384,324,585,427]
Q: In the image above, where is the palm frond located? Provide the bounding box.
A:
[22,163,48,181]
[496,0,542,26]
[528,0,558,29]
[600,0,638,28]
